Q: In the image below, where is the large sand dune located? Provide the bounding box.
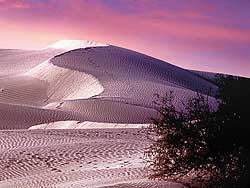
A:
[0,39,219,187]
[0,40,217,130]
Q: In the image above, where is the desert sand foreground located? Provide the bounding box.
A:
[0,129,186,188]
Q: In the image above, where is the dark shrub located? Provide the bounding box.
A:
[146,75,250,188]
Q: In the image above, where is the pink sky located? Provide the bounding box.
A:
[0,0,249,77]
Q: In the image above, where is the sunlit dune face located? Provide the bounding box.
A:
[0,0,249,77]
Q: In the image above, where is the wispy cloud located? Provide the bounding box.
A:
[0,0,30,9]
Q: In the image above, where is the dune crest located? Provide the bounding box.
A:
[48,39,108,50]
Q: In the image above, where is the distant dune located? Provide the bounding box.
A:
[0,40,218,130]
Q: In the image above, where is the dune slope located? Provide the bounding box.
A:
[0,40,217,129]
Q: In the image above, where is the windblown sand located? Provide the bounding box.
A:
[0,40,218,187]
[0,129,186,188]
[0,40,217,130]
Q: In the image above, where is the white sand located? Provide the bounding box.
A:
[0,129,186,188]
[48,39,108,50]
[0,39,218,187]
[0,48,64,77]
[0,40,218,130]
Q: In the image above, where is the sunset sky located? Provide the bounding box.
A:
[0,0,249,77]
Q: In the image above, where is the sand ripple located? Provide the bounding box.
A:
[0,129,187,188]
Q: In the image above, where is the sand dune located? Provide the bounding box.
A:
[0,75,48,106]
[50,46,217,95]
[45,98,157,123]
[0,48,64,77]
[24,60,104,102]
[0,39,220,187]
[0,102,82,129]
[0,40,218,129]
[191,70,218,84]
